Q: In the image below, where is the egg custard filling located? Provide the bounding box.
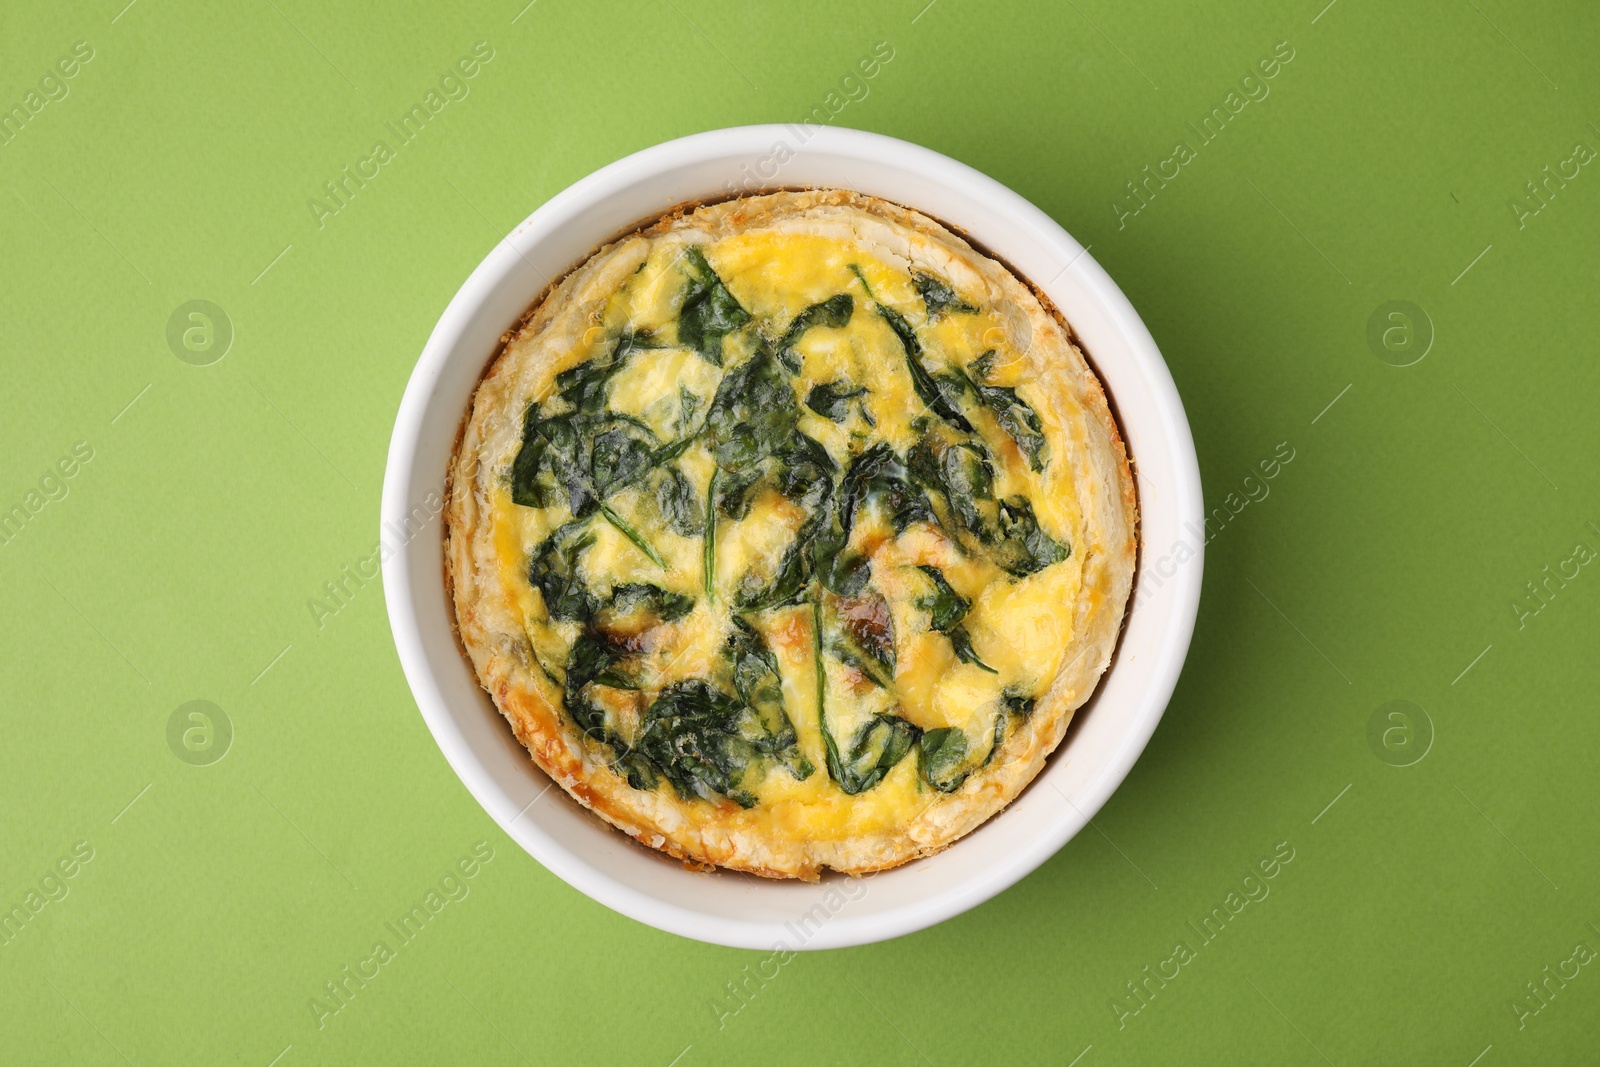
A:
[447,190,1136,879]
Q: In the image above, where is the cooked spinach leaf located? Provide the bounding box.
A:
[939,441,995,535]
[908,438,996,542]
[970,349,998,381]
[606,582,694,623]
[805,379,867,422]
[510,410,658,518]
[717,435,836,610]
[590,423,657,500]
[563,632,663,791]
[930,371,976,426]
[714,466,762,520]
[726,619,813,780]
[812,559,916,795]
[528,520,599,622]
[508,408,575,509]
[886,305,975,432]
[803,444,934,599]
[773,432,837,511]
[781,293,854,348]
[974,382,1048,472]
[845,263,879,301]
[703,468,718,603]
[677,386,701,433]
[635,680,764,807]
[948,624,997,673]
[984,701,1010,768]
[596,503,666,569]
[647,464,703,537]
[735,523,815,611]
[913,270,978,318]
[915,565,970,632]
[913,565,994,671]
[992,496,1069,576]
[840,443,935,537]
[815,538,870,598]
[1002,686,1036,718]
[631,674,815,807]
[706,349,798,472]
[849,263,973,433]
[555,330,660,414]
[827,713,920,796]
[512,405,667,567]
[814,590,915,799]
[566,628,817,805]
[677,246,750,366]
[812,598,828,783]
[565,629,638,693]
[919,727,970,792]
[777,294,854,371]
[827,639,890,689]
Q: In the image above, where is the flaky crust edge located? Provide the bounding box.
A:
[444,189,1138,881]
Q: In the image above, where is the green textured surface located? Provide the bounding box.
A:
[3,0,1598,1063]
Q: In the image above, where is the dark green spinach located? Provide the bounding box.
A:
[596,503,666,569]
[646,465,703,538]
[824,591,896,688]
[811,593,918,796]
[635,680,764,807]
[974,382,1048,472]
[948,625,997,673]
[908,438,996,542]
[676,246,750,366]
[992,496,1070,576]
[605,582,695,623]
[554,330,659,414]
[565,629,639,693]
[826,712,920,796]
[528,520,599,622]
[510,410,656,518]
[706,349,798,472]
[919,727,970,792]
[970,349,998,381]
[703,468,718,603]
[805,379,867,422]
[883,303,974,433]
[562,630,670,792]
[912,271,978,318]
[735,523,816,611]
[777,294,853,371]
[1002,686,1036,718]
[840,443,935,537]
[914,565,969,631]
[849,263,973,433]
[774,433,837,510]
[726,619,813,781]
[805,444,937,600]
[915,565,995,672]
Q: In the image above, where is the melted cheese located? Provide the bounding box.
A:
[606,346,721,440]
[714,488,804,597]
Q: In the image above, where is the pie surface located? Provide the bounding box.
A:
[446,189,1136,879]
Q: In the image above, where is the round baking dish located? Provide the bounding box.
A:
[382,125,1202,949]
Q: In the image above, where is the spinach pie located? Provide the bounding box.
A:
[446,189,1136,879]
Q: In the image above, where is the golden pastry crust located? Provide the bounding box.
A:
[446,189,1136,880]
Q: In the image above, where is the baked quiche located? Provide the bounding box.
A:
[446,189,1136,880]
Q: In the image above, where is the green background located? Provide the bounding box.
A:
[3,0,1597,1062]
